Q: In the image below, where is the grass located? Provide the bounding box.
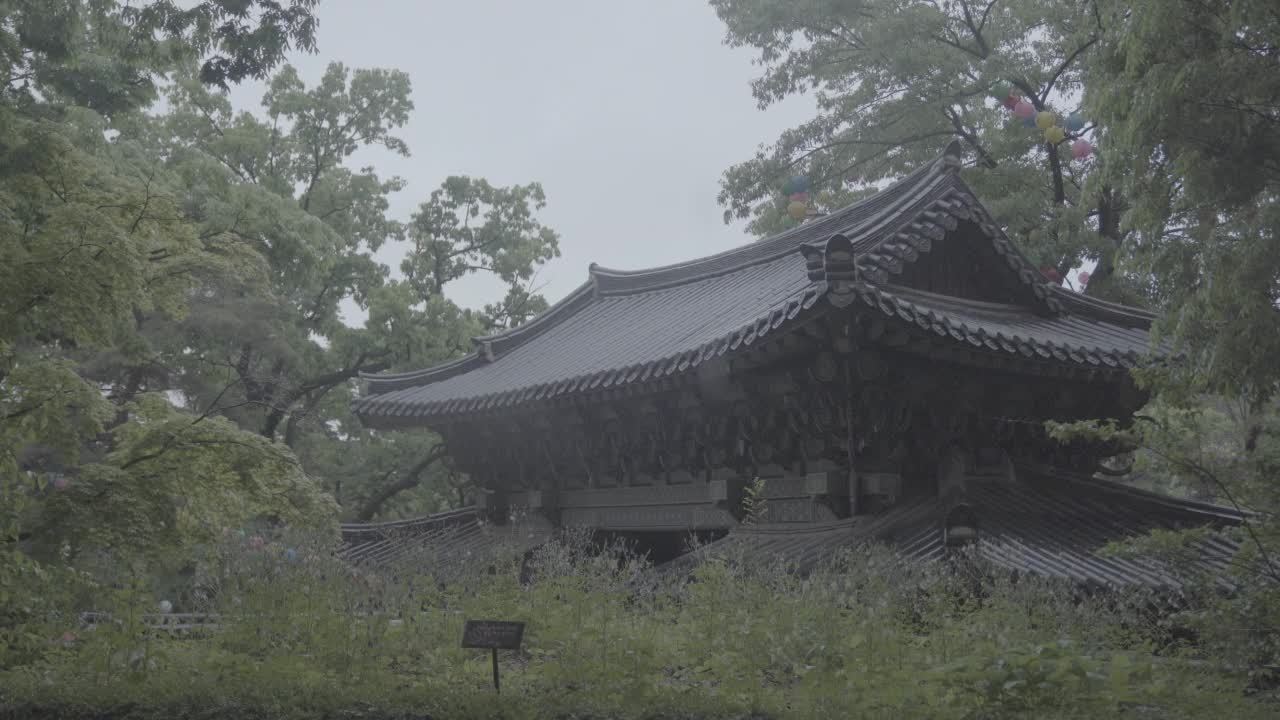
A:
[1,528,1275,719]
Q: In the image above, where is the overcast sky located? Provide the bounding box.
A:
[227,0,814,319]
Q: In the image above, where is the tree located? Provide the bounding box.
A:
[1,1,319,115]
[1088,0,1280,403]
[1082,5,1280,675]
[711,0,1133,299]
[1,0,332,560]
[112,64,560,521]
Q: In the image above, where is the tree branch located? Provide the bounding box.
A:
[260,350,392,440]
[1039,37,1097,105]
[353,447,449,521]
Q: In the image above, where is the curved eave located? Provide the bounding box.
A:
[356,281,1159,429]
[355,284,826,428]
[856,283,1158,373]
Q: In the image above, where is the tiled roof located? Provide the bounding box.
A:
[355,142,1159,424]
[340,508,550,571]
[857,285,1154,369]
[661,466,1243,590]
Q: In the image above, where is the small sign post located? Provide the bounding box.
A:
[461,620,525,693]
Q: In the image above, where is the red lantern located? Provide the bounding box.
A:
[1013,100,1035,119]
[1040,266,1062,284]
[1071,139,1093,160]
[1002,94,1019,110]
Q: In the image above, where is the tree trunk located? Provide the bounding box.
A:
[1086,185,1125,295]
[353,448,447,521]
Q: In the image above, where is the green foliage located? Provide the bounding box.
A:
[122,1,321,90]
[402,176,560,299]
[135,61,561,520]
[0,1,318,116]
[711,0,1131,296]
[2,533,1273,719]
[1088,0,1280,401]
[740,476,767,525]
[0,23,331,560]
[1052,399,1280,680]
[2,0,564,544]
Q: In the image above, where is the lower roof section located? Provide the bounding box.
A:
[340,507,550,571]
[339,467,1243,592]
[661,466,1242,591]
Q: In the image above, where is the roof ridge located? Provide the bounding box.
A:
[362,144,963,393]
[1049,286,1156,329]
[878,283,1036,315]
[588,145,957,294]
[1015,463,1245,520]
[473,281,596,347]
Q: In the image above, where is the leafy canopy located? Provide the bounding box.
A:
[713,0,1119,294]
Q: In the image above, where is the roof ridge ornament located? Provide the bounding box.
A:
[941,139,964,174]
[801,233,864,308]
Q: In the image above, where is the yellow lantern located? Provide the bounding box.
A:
[1044,126,1066,145]
[1035,111,1056,129]
[787,201,807,220]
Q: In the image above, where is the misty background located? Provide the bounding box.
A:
[226,0,814,323]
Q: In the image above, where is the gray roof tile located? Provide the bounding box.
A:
[356,143,1159,424]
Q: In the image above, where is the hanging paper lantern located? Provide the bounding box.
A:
[50,475,69,491]
[782,175,809,196]
[1071,139,1094,160]
[989,82,1012,101]
[1040,266,1063,284]
[1035,111,1056,129]
[158,600,173,614]
[816,190,833,205]
[1002,94,1019,110]
[787,201,807,220]
[1065,113,1086,132]
[1078,271,1091,285]
[1044,126,1067,145]
[285,548,299,563]
[1021,115,1037,128]
[789,191,809,204]
[1013,100,1035,119]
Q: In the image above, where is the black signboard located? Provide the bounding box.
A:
[461,620,525,693]
[461,620,525,650]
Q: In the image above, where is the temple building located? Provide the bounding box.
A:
[345,142,1240,588]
